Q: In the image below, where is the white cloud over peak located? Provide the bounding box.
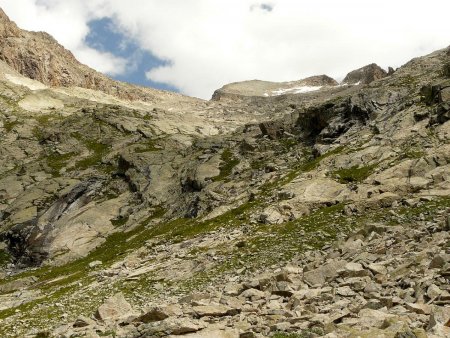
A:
[1,0,449,99]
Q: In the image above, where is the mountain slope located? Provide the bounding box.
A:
[0,8,449,338]
[0,9,197,104]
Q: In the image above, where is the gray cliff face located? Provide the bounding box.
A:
[0,9,450,338]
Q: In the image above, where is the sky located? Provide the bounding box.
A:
[1,0,449,99]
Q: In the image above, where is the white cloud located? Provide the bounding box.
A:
[1,0,449,99]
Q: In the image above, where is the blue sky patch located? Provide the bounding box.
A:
[85,17,178,92]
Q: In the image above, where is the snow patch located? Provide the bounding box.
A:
[270,85,323,96]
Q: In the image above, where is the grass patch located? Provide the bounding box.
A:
[300,146,345,172]
[3,119,21,132]
[74,140,109,170]
[390,75,418,88]
[149,200,257,241]
[212,148,240,182]
[271,333,305,338]
[262,146,346,191]
[0,249,11,267]
[46,152,76,177]
[135,139,160,153]
[278,137,299,153]
[402,148,425,159]
[272,329,324,338]
[331,164,377,184]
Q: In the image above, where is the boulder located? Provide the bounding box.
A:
[258,207,284,225]
[405,302,431,315]
[94,293,135,322]
[192,304,240,318]
[427,305,450,337]
[141,318,206,336]
[134,307,170,323]
[340,262,371,278]
[72,316,96,328]
[303,260,347,286]
[356,308,397,329]
[429,254,450,269]
[240,288,266,301]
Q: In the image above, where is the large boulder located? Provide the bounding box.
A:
[95,293,135,323]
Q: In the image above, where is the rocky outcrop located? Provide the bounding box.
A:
[342,63,388,85]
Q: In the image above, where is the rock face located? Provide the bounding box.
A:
[342,63,388,85]
[0,7,450,338]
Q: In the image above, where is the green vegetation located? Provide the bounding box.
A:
[146,200,257,242]
[300,146,344,172]
[250,159,266,170]
[263,146,345,191]
[278,137,299,153]
[272,328,324,338]
[46,151,75,177]
[390,75,418,88]
[74,139,109,170]
[3,119,20,132]
[402,147,425,159]
[331,164,377,184]
[443,63,450,78]
[272,334,303,338]
[34,114,55,126]
[0,249,11,267]
[135,139,160,153]
[212,148,240,182]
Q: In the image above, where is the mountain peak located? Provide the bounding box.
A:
[342,63,388,85]
[212,74,338,100]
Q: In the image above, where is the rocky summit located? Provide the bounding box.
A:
[0,9,449,338]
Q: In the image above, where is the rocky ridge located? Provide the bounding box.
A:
[212,75,338,100]
[0,8,449,338]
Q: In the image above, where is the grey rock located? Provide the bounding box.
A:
[134,307,170,323]
[429,254,450,269]
[94,293,135,322]
[192,304,240,318]
[303,260,347,286]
